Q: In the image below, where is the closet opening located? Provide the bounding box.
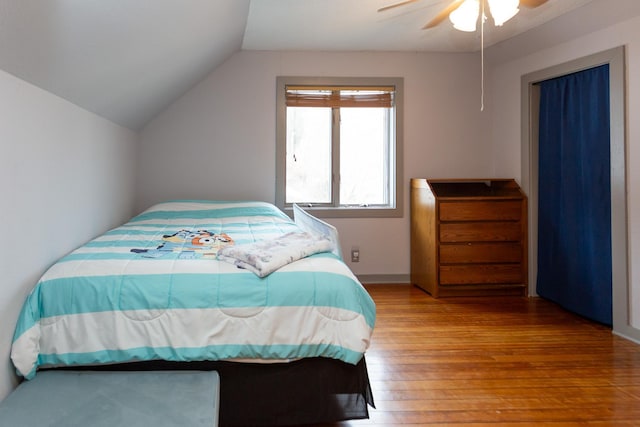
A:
[520,47,636,340]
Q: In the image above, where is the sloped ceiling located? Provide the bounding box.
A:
[0,0,633,131]
[0,0,251,130]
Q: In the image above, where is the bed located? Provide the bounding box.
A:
[11,200,376,426]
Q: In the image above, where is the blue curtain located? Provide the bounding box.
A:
[537,64,612,326]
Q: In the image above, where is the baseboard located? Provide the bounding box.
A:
[613,326,640,345]
[356,274,410,285]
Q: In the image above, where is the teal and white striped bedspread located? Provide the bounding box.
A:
[11,201,376,379]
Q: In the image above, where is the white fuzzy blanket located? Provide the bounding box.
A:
[217,231,333,277]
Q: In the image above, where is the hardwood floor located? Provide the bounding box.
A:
[317,284,640,426]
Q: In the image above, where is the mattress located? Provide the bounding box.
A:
[11,200,376,379]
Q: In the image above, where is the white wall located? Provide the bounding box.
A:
[0,70,138,400]
[489,14,640,331]
[138,50,494,278]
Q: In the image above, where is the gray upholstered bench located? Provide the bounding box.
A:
[0,370,219,426]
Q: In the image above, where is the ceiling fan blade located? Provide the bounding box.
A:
[520,0,549,8]
[423,0,465,29]
[377,0,420,12]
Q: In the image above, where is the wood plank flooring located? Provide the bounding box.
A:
[316,284,640,426]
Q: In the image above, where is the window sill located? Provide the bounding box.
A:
[281,205,403,219]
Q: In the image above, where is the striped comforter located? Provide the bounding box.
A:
[11,201,376,379]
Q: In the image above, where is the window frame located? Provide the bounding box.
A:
[276,76,404,218]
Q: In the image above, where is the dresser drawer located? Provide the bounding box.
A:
[440,264,523,285]
[439,200,522,221]
[440,222,521,242]
[439,243,522,264]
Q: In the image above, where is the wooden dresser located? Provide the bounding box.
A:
[410,178,527,297]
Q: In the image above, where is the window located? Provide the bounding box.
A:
[276,77,403,218]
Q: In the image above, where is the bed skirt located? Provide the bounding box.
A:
[53,356,374,426]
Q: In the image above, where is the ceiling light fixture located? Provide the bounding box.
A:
[449,0,480,32]
[446,0,520,112]
[489,0,520,26]
[449,0,519,32]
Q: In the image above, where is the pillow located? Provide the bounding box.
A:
[293,203,342,260]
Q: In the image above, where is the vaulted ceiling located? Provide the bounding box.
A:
[0,0,634,130]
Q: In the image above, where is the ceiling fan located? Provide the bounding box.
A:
[378,0,549,111]
[378,0,549,31]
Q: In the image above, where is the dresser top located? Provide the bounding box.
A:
[412,178,524,199]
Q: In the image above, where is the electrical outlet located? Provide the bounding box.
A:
[351,247,360,263]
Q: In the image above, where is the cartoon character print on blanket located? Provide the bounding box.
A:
[131,229,234,259]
